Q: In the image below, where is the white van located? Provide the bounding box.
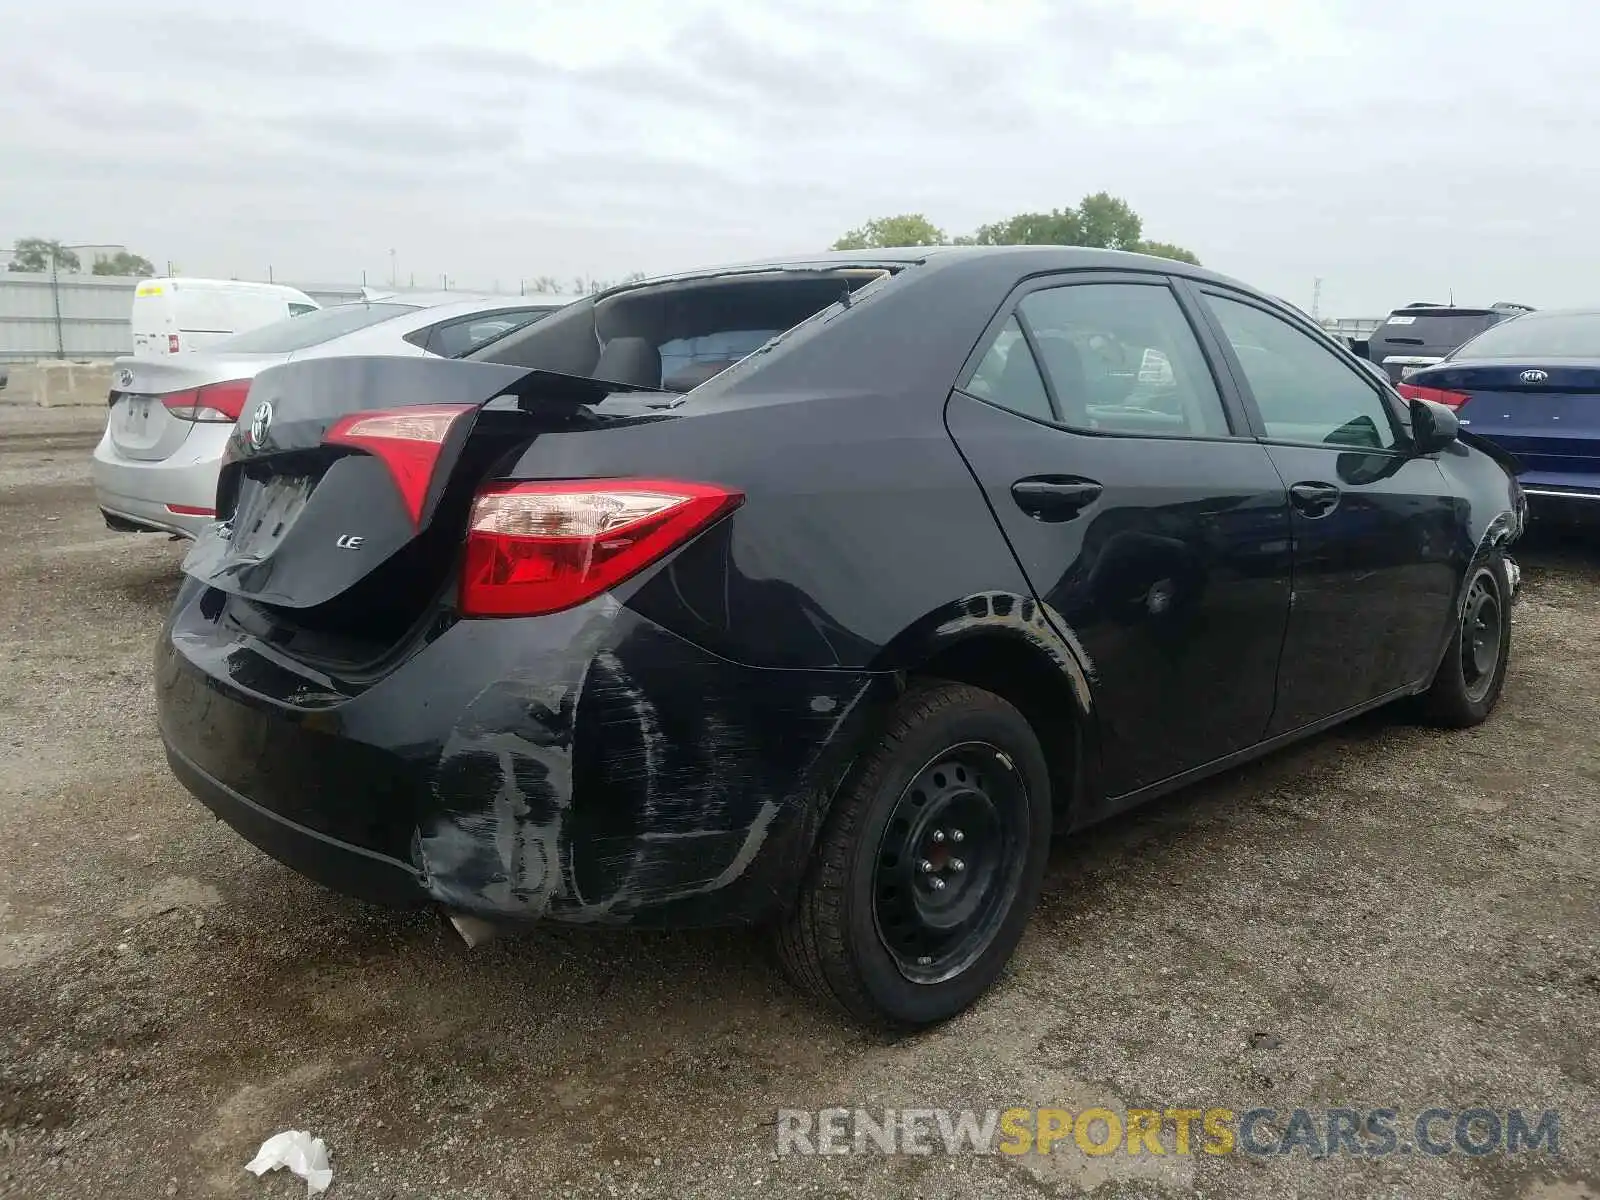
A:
[130,278,319,358]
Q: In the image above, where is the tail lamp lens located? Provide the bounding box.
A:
[323,404,475,527]
[460,480,743,617]
[1397,382,1471,409]
[160,380,252,423]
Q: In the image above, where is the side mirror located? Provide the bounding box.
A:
[1410,398,1460,453]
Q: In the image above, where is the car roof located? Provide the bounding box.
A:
[140,277,318,302]
[1493,306,1600,320]
[360,291,567,310]
[293,298,560,356]
[598,244,1234,297]
[365,296,564,324]
[1385,304,1505,318]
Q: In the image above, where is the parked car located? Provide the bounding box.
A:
[92,295,562,538]
[1400,307,1598,517]
[154,248,1523,1028]
[130,277,321,358]
[1367,302,1531,383]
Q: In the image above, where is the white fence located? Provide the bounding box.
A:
[0,273,138,360]
[0,274,367,361]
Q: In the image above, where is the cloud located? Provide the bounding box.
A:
[1,0,1596,313]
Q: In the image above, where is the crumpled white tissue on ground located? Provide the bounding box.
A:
[245,1130,333,1195]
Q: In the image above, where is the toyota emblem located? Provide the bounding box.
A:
[1520,369,1549,384]
[248,400,273,450]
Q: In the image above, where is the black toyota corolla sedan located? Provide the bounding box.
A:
[156,247,1524,1028]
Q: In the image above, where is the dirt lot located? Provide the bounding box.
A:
[2,402,1597,1199]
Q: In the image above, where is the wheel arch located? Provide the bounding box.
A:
[866,592,1098,825]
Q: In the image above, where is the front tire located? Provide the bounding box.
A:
[1419,552,1513,727]
[776,682,1052,1029]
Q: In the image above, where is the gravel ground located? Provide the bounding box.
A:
[2,403,1597,1199]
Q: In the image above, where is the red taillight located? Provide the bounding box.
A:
[1398,382,1471,409]
[323,404,475,527]
[168,333,180,354]
[460,480,744,618]
[165,503,216,517]
[160,380,252,423]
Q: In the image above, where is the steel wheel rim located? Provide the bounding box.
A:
[871,742,1029,985]
[1461,571,1503,702]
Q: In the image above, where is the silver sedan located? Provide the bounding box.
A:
[91,294,562,538]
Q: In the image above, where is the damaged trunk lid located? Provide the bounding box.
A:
[183,356,671,651]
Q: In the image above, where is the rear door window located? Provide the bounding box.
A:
[1013,282,1232,437]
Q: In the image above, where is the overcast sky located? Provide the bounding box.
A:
[3,0,1594,315]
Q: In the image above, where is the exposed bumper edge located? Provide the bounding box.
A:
[165,740,426,909]
[100,505,195,538]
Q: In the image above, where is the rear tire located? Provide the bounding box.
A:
[776,682,1052,1029]
[1419,552,1512,728]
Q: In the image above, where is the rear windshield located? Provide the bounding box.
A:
[476,268,893,391]
[1452,312,1600,359]
[205,302,419,353]
[1373,311,1501,352]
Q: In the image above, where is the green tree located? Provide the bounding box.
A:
[8,238,80,273]
[1134,240,1201,265]
[831,214,946,250]
[963,193,1200,264]
[90,251,156,277]
[968,208,1083,246]
[1073,192,1143,250]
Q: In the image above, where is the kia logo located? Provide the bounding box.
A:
[248,400,273,450]
[1520,369,1549,383]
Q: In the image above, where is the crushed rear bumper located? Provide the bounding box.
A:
[156,583,894,926]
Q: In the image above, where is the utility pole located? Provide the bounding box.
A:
[1311,277,1323,321]
[389,248,397,288]
[50,254,64,359]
